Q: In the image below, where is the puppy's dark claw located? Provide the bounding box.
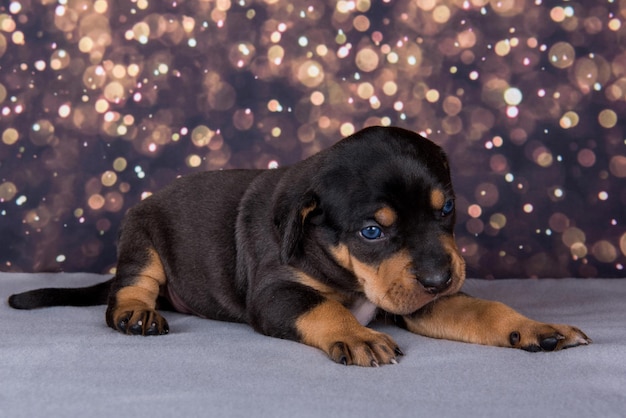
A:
[117,316,129,333]
[111,309,168,336]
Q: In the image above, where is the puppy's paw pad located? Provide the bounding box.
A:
[539,333,564,351]
[510,323,590,352]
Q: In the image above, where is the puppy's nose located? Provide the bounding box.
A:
[416,271,452,294]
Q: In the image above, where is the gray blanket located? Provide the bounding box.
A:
[2,273,625,417]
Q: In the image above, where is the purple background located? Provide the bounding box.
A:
[0,0,625,278]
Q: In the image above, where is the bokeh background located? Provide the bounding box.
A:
[0,0,625,278]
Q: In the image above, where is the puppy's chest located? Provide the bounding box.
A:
[349,297,378,325]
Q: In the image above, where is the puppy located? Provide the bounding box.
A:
[8,126,590,366]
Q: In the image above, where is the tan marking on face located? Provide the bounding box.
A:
[374,206,397,227]
[330,244,353,272]
[115,248,166,309]
[440,234,466,293]
[330,244,435,314]
[430,188,445,210]
[300,203,317,224]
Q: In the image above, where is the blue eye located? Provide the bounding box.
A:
[360,225,383,240]
[442,199,454,216]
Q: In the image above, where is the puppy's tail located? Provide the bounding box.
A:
[8,278,113,309]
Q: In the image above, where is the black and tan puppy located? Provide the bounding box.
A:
[9,126,590,366]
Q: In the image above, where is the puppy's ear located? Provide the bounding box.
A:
[274,190,319,264]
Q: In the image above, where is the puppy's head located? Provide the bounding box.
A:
[276,126,465,315]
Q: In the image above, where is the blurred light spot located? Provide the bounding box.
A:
[191,125,214,147]
[548,213,569,233]
[443,96,462,116]
[468,204,482,218]
[506,106,519,118]
[559,111,579,129]
[2,127,19,145]
[548,42,575,69]
[598,109,617,128]
[186,154,202,168]
[113,157,127,172]
[592,240,617,263]
[475,183,499,207]
[563,227,586,248]
[432,5,451,23]
[489,213,507,230]
[609,155,626,177]
[340,122,355,136]
[355,47,379,72]
[425,89,440,103]
[88,194,105,210]
[494,40,511,56]
[504,88,522,105]
[101,171,117,187]
[577,149,596,168]
[0,181,17,202]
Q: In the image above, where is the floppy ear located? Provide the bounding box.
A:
[274,190,319,264]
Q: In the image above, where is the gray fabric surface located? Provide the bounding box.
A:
[1,273,625,418]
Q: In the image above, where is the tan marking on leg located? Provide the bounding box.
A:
[116,248,166,308]
[111,248,169,335]
[404,294,591,351]
[296,299,399,366]
[430,188,445,210]
[374,206,397,227]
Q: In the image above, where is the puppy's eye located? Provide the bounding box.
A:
[441,199,455,216]
[360,225,384,240]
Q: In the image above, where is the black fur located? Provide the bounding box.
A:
[9,126,458,346]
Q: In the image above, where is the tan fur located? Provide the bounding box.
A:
[295,270,350,305]
[300,203,317,225]
[111,248,168,334]
[330,244,435,315]
[295,299,399,366]
[430,188,445,210]
[440,234,466,292]
[115,248,166,309]
[374,206,397,227]
[404,295,590,350]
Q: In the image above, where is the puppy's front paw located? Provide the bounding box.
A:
[110,308,169,336]
[509,322,591,352]
[327,329,402,367]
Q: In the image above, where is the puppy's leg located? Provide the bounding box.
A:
[296,299,403,366]
[106,246,169,336]
[250,280,402,367]
[402,293,591,351]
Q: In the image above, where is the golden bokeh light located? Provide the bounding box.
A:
[0,0,623,277]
